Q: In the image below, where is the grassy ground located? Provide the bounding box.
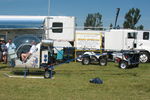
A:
[0,62,150,100]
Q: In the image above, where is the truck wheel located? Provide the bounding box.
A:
[44,70,50,79]
[139,52,149,63]
[82,57,90,65]
[119,61,128,69]
[99,57,107,66]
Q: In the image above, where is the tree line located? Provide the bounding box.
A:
[84,8,144,30]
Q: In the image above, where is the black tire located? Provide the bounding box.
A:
[139,52,150,63]
[82,57,90,65]
[119,61,128,69]
[44,70,51,79]
[99,57,107,66]
[133,64,139,68]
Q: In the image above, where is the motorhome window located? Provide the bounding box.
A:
[128,32,137,39]
[143,32,149,40]
[52,22,63,33]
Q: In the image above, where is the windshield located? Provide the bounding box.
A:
[13,34,40,49]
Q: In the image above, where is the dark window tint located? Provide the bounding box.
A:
[128,32,137,39]
[52,22,63,33]
[143,32,149,40]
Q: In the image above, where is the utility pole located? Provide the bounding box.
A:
[46,0,51,39]
[48,0,50,16]
[114,8,120,28]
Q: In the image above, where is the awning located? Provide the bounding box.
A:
[0,16,46,29]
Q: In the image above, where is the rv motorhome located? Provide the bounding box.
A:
[104,29,150,63]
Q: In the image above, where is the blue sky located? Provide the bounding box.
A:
[0,0,150,29]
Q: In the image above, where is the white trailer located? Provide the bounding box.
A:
[104,29,150,63]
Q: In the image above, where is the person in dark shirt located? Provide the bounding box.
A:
[1,40,7,64]
[0,40,3,62]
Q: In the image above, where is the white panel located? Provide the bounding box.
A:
[105,30,123,50]
[45,16,75,41]
[104,29,136,51]
[75,30,103,50]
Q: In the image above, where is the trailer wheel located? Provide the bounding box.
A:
[119,61,128,69]
[139,52,149,63]
[44,70,51,79]
[99,57,107,66]
[82,57,90,65]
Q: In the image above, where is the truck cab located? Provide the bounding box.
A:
[104,29,150,63]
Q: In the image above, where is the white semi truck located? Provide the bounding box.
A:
[104,29,150,63]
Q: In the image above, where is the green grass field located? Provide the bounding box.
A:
[0,62,150,100]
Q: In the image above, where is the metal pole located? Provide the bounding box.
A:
[114,8,120,28]
[48,0,50,16]
[46,0,50,39]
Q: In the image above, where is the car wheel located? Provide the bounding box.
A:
[139,52,149,63]
[82,57,90,65]
[99,57,107,66]
[119,61,128,69]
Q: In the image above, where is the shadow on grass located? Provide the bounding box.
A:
[0,65,10,70]
[109,72,138,77]
[12,70,56,76]
[12,70,43,75]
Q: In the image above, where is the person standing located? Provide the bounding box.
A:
[1,40,7,64]
[0,40,3,62]
[6,39,16,67]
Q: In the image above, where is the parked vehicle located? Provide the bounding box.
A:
[81,52,107,66]
[114,50,140,69]
[105,29,150,63]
